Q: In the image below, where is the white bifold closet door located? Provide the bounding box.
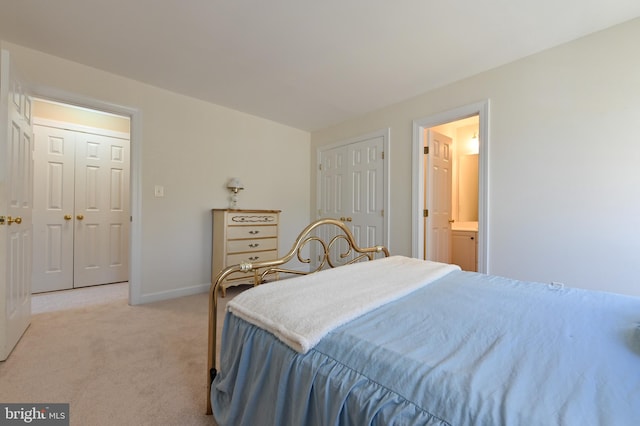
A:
[32,124,129,293]
[318,135,384,267]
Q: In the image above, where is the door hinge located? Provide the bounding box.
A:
[381,151,384,160]
[423,209,429,218]
[424,146,429,155]
[381,209,384,217]
[318,163,322,171]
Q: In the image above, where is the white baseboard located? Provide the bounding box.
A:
[133,264,313,305]
[135,283,209,305]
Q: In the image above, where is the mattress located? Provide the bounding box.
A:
[211,268,640,425]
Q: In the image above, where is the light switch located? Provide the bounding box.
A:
[154,185,164,197]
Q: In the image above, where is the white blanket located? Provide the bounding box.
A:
[227,256,460,353]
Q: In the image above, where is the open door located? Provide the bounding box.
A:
[424,129,453,263]
[0,49,34,360]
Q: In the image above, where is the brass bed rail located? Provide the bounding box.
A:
[206,218,389,414]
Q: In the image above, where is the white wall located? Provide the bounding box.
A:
[311,18,640,297]
[2,41,311,303]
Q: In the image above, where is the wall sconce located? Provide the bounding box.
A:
[469,132,479,154]
[226,178,244,208]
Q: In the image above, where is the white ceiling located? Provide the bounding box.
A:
[1,1,639,131]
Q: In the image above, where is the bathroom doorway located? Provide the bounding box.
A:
[412,100,489,273]
[426,116,479,270]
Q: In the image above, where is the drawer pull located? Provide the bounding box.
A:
[249,243,259,248]
[248,256,259,261]
[249,230,260,235]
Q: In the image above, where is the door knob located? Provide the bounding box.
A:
[7,216,22,225]
[76,214,84,221]
[64,214,72,221]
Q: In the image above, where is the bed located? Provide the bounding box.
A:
[207,219,640,425]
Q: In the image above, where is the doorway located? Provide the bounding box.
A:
[32,99,131,293]
[412,101,489,273]
[425,117,479,269]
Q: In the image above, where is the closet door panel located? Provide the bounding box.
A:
[33,122,130,291]
[32,125,75,293]
[74,132,129,288]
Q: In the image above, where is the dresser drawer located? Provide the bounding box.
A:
[227,249,278,265]
[212,209,281,297]
[226,212,279,226]
[225,270,278,284]
[227,225,277,239]
[227,237,277,253]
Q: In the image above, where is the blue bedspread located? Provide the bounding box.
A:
[211,270,640,425]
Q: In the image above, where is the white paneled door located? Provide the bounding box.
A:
[32,124,130,292]
[425,129,453,263]
[318,134,385,265]
[74,131,129,288]
[32,126,74,292]
[0,50,33,360]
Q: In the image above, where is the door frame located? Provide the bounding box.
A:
[316,128,391,250]
[411,100,490,273]
[30,85,142,304]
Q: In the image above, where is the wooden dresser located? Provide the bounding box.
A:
[211,209,281,296]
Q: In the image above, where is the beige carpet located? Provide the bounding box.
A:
[0,284,239,426]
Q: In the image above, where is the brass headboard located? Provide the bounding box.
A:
[206,218,389,414]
